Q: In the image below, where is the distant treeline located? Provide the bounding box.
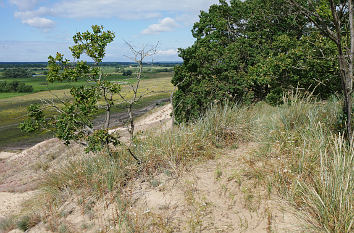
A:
[0,81,33,93]
[0,63,47,68]
[0,62,181,69]
[2,68,32,79]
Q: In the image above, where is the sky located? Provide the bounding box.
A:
[0,0,220,62]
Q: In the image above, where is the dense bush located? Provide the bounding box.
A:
[3,68,32,79]
[0,81,33,93]
[172,0,341,123]
[122,69,133,76]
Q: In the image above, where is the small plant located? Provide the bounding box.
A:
[58,223,68,233]
[16,215,40,232]
[215,166,223,180]
[150,179,161,188]
[16,216,30,231]
[0,216,16,232]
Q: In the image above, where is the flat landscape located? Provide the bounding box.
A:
[0,64,174,150]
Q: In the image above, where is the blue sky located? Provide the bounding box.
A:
[0,0,219,62]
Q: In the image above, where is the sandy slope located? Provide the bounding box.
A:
[0,103,300,232]
[0,104,172,221]
[125,143,299,232]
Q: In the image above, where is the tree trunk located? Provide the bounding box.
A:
[105,106,111,129]
[348,0,354,141]
[338,51,352,140]
[128,105,134,141]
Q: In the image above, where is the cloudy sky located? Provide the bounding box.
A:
[0,0,219,62]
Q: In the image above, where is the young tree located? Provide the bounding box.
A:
[20,25,121,155]
[286,0,354,140]
[118,42,158,141]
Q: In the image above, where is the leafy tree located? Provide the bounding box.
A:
[286,0,354,140]
[17,83,33,92]
[3,68,32,78]
[0,81,33,93]
[20,25,121,155]
[172,0,342,123]
[122,69,133,76]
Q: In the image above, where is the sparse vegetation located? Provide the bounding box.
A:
[19,93,351,232]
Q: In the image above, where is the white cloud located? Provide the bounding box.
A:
[14,6,54,29]
[142,17,178,35]
[51,0,219,19]
[22,17,54,28]
[10,0,220,29]
[158,49,178,55]
[9,0,38,10]
[12,0,219,21]
[14,7,52,19]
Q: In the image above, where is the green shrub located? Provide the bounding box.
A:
[3,68,31,79]
[0,81,33,93]
[122,70,132,76]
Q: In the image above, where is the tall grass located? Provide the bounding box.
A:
[41,103,253,200]
[32,102,253,232]
[25,95,353,232]
[245,93,352,232]
[295,135,353,233]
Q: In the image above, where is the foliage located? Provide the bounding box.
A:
[20,25,120,154]
[172,0,341,122]
[122,69,133,76]
[0,81,33,93]
[3,67,32,79]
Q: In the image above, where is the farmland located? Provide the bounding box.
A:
[0,63,175,150]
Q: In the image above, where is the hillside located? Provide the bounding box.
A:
[0,94,352,233]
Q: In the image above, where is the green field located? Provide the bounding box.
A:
[0,69,172,99]
[0,68,174,151]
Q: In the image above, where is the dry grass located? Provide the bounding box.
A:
[18,94,353,232]
[241,93,352,232]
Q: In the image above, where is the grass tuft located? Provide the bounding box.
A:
[294,135,353,233]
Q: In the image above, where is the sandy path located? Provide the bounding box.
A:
[126,143,299,232]
[109,103,172,142]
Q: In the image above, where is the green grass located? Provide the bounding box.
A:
[0,70,173,99]
[0,73,173,150]
[0,92,28,99]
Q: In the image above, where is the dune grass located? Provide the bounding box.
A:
[15,94,353,232]
[243,93,352,232]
